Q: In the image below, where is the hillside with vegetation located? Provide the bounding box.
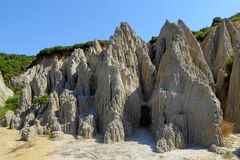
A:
[1,12,240,159]
[37,40,109,57]
[0,53,35,121]
[192,12,240,42]
[0,53,35,87]
[0,40,109,121]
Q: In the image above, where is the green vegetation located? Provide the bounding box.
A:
[0,53,35,86]
[38,46,73,56]
[230,12,240,22]
[148,36,158,50]
[212,17,222,26]
[37,40,109,57]
[0,94,20,120]
[193,12,240,42]
[0,40,109,121]
[33,95,49,104]
[222,54,234,101]
[225,55,234,75]
[0,53,33,121]
[149,36,158,45]
[192,27,211,42]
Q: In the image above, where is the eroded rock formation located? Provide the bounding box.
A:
[5,18,240,153]
[202,19,240,112]
[202,19,240,80]
[225,49,240,132]
[151,20,223,152]
[201,19,240,134]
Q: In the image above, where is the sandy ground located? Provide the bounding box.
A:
[0,127,239,160]
[0,127,60,160]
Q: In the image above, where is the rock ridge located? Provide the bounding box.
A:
[5,19,240,153]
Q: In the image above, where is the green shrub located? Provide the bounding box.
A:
[225,55,234,75]
[0,53,35,87]
[230,12,240,22]
[33,95,49,104]
[38,40,109,57]
[212,17,222,26]
[192,27,211,42]
[39,46,74,56]
[192,13,240,42]
[223,54,234,95]
[0,94,20,120]
[149,36,158,45]
[0,53,27,120]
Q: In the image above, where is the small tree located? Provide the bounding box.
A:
[33,95,49,105]
[212,17,222,26]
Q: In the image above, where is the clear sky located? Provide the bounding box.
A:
[0,0,240,55]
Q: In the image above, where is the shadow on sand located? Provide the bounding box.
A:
[125,127,156,152]
[124,128,211,153]
[233,148,240,158]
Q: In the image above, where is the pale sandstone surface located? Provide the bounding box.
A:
[0,71,13,107]
[5,18,240,154]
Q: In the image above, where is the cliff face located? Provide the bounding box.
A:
[0,71,13,107]
[4,18,240,153]
[201,19,240,134]
[202,19,240,112]
[151,20,223,152]
[225,49,240,132]
[202,19,240,80]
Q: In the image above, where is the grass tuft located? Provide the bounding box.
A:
[221,120,234,137]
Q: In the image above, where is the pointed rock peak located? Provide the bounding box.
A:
[157,20,186,46]
[177,19,185,25]
[113,22,137,38]
[162,19,177,28]
[160,19,199,43]
[177,19,202,47]
[161,19,185,34]
[163,19,184,27]
[177,19,190,30]
[110,22,144,47]
[164,19,170,24]
[162,19,185,29]
[93,40,102,53]
[154,20,183,67]
[155,19,213,85]
[119,22,135,33]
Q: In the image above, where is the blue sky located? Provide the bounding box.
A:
[0,0,240,55]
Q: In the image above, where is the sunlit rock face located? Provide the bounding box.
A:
[151,20,223,152]
[0,71,13,107]
[225,49,240,132]
[7,20,238,153]
[201,19,240,133]
[201,19,240,112]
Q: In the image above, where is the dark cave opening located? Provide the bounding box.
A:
[140,105,151,127]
